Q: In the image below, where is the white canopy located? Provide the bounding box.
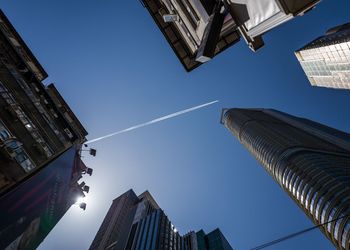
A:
[229,0,282,30]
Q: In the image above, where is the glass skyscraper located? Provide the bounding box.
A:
[89,189,233,250]
[221,108,350,249]
[295,23,350,89]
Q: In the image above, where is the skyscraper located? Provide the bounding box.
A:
[142,0,320,71]
[221,108,350,249]
[89,189,233,250]
[295,23,350,89]
[193,229,233,250]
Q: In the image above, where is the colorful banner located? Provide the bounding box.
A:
[0,146,81,250]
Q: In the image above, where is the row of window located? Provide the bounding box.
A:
[301,60,350,74]
[283,166,350,248]
[236,112,350,248]
[0,81,53,158]
[0,18,45,80]
[300,52,350,64]
[132,210,161,249]
[0,120,35,172]
[310,76,350,89]
[162,0,203,50]
[301,41,350,56]
[7,64,67,144]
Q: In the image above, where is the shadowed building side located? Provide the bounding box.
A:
[89,190,160,250]
[0,9,93,250]
[0,9,88,195]
[221,108,350,249]
[89,189,233,250]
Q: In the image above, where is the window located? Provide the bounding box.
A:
[328,208,337,232]
[321,201,330,224]
[335,217,343,240]
[0,81,53,158]
[296,180,304,200]
[2,141,35,172]
[301,184,309,205]
[292,176,300,195]
[288,172,296,192]
[0,129,10,141]
[14,148,27,163]
[315,197,324,218]
[282,169,292,186]
[341,222,350,248]
[305,188,314,208]
[310,191,319,212]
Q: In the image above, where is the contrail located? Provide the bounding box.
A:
[85,100,219,144]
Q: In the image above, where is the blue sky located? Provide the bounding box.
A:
[1,0,350,249]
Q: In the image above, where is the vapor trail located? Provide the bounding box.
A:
[85,100,219,144]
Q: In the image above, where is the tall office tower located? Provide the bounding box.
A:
[89,189,233,250]
[221,108,350,249]
[142,0,320,71]
[0,9,88,194]
[295,23,350,90]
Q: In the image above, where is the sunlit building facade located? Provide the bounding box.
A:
[142,0,320,71]
[295,23,350,89]
[0,9,88,195]
[89,189,233,250]
[221,108,350,249]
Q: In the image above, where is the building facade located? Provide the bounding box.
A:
[295,23,350,89]
[0,9,93,250]
[221,108,350,249]
[142,0,320,71]
[0,9,88,195]
[190,229,233,250]
[89,189,233,250]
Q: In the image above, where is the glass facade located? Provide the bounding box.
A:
[223,108,350,249]
[295,24,350,89]
[90,190,233,250]
[205,229,233,250]
[128,209,182,250]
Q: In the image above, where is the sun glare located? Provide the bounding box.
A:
[76,196,87,204]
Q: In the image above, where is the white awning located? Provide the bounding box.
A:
[229,0,282,30]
